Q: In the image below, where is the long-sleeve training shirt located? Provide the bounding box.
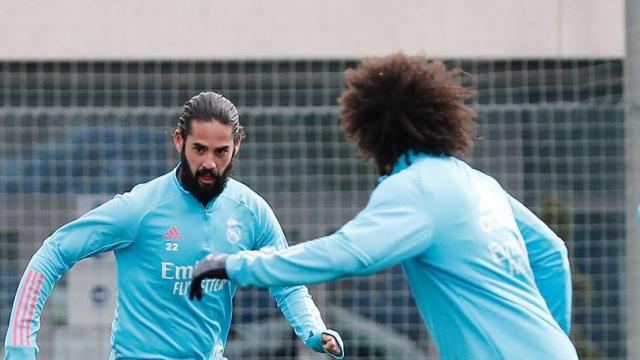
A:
[226,152,578,360]
[4,168,328,360]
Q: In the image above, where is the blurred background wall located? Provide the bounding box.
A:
[0,0,623,59]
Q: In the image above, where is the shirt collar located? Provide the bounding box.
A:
[377,151,432,184]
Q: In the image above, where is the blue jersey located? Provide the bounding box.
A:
[4,168,329,360]
[226,152,577,360]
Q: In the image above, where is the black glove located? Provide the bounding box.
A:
[189,253,229,301]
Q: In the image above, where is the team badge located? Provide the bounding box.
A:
[226,218,242,243]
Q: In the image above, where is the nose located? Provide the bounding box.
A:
[202,154,217,170]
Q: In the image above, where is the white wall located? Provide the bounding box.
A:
[0,0,624,60]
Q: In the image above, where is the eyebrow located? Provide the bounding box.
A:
[191,143,231,151]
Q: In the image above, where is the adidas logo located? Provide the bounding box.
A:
[163,227,182,240]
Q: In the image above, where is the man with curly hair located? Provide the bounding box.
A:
[189,55,578,359]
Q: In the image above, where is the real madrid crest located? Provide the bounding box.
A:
[226,218,242,243]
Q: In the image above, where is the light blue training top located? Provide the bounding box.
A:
[227,152,578,360]
[4,168,331,360]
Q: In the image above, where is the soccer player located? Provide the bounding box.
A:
[3,92,343,359]
[190,54,579,359]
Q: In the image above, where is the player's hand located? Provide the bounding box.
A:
[189,253,229,301]
[322,332,343,358]
[305,329,344,359]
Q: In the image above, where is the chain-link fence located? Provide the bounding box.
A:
[0,59,625,359]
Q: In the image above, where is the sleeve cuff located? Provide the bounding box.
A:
[4,346,37,360]
[225,253,243,285]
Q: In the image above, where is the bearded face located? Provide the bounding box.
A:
[173,119,241,205]
[178,146,234,205]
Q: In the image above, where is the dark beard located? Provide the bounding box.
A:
[178,150,233,206]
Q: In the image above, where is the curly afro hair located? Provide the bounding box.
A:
[338,53,478,174]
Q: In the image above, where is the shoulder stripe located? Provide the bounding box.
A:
[12,270,34,346]
[24,272,45,345]
[12,270,45,346]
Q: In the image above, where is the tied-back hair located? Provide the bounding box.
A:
[338,53,478,175]
[177,91,246,142]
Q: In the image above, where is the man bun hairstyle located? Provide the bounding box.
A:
[338,53,478,174]
[177,91,246,142]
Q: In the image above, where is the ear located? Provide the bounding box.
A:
[173,129,184,153]
[232,137,242,156]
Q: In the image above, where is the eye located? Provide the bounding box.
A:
[193,145,206,154]
[215,148,229,157]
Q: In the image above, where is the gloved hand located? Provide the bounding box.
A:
[304,329,345,359]
[189,253,229,301]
